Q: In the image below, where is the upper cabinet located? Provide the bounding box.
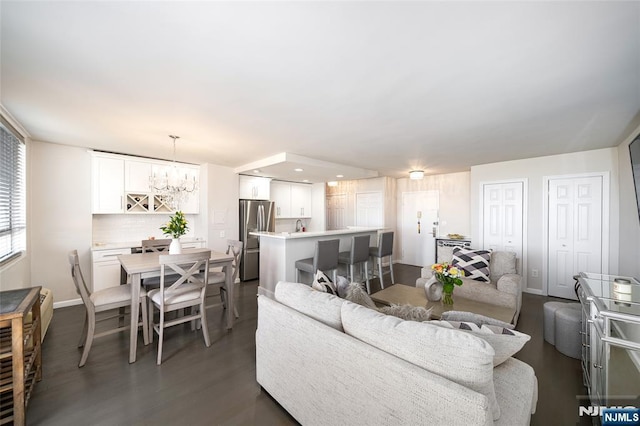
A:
[92,152,200,214]
[270,181,312,219]
[92,154,125,214]
[239,175,271,200]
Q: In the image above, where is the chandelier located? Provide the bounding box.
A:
[149,135,198,210]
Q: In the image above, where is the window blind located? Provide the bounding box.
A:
[0,121,26,263]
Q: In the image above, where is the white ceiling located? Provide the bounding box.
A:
[2,1,639,182]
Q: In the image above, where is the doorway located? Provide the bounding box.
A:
[546,174,608,299]
[326,194,347,231]
[400,191,439,267]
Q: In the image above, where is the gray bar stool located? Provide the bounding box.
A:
[295,239,340,284]
[338,235,371,293]
[370,231,395,289]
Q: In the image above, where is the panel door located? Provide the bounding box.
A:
[326,194,347,230]
[548,176,602,299]
[400,191,439,267]
[483,182,524,268]
[355,192,383,227]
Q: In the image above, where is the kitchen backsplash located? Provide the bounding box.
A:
[92,214,197,244]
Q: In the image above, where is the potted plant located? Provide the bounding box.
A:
[160,211,189,254]
[431,262,464,305]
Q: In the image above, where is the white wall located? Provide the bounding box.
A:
[201,163,239,253]
[617,123,640,278]
[30,141,93,303]
[470,148,620,293]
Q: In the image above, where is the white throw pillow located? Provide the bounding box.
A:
[429,320,530,366]
[311,270,337,295]
[341,303,500,420]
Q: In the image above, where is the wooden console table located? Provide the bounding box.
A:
[0,287,43,426]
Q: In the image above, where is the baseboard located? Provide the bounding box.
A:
[523,288,544,296]
[53,298,83,309]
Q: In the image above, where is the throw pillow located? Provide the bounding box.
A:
[429,320,530,366]
[379,304,433,322]
[311,270,338,295]
[335,275,351,298]
[343,282,378,310]
[452,247,491,282]
[440,311,515,329]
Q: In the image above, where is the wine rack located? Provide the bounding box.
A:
[125,193,150,213]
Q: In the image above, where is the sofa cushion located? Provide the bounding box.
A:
[430,320,530,366]
[341,302,500,420]
[489,251,517,283]
[452,248,491,282]
[311,270,338,295]
[275,281,345,331]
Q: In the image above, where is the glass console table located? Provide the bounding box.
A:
[576,272,640,408]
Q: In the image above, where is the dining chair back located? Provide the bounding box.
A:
[141,239,172,253]
[203,240,243,318]
[147,249,211,365]
[68,250,148,367]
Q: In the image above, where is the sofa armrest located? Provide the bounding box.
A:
[496,274,522,296]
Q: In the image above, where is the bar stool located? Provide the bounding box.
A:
[295,239,340,284]
[370,231,395,289]
[338,235,371,293]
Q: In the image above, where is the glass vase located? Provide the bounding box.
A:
[442,290,454,305]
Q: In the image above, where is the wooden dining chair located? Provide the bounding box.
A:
[147,249,211,365]
[140,239,176,287]
[68,250,149,367]
[202,240,243,318]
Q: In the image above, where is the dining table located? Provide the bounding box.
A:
[118,248,235,363]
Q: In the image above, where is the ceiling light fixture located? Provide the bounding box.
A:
[409,170,425,180]
[327,181,338,187]
[336,174,344,178]
[294,168,304,172]
[253,169,261,174]
[149,135,197,210]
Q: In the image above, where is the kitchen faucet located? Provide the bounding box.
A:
[295,219,303,232]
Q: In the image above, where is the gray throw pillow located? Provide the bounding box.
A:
[440,311,515,329]
[380,304,433,322]
[344,282,378,310]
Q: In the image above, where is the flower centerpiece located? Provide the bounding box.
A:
[160,211,189,254]
[431,262,464,305]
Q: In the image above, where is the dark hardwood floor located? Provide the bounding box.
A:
[28,265,588,425]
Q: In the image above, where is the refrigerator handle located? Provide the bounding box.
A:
[258,205,264,232]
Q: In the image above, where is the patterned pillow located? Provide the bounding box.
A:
[311,270,338,295]
[452,247,491,282]
[429,320,530,366]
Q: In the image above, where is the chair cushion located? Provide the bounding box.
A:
[148,283,203,306]
[91,284,145,306]
[452,247,491,282]
[429,320,530,366]
[295,258,314,273]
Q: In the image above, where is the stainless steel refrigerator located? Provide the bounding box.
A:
[239,199,275,281]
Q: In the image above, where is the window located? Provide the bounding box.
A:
[0,117,26,264]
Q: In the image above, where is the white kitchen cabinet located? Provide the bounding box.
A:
[92,154,124,214]
[125,160,153,193]
[91,248,131,292]
[270,181,312,218]
[239,176,271,200]
[271,181,292,218]
[291,183,312,218]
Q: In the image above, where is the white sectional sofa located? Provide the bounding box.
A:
[256,281,538,425]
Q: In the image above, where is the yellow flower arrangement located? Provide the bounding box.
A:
[431,262,464,304]
[160,211,189,239]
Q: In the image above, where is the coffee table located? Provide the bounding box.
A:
[371,284,516,324]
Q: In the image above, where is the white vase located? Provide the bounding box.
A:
[424,276,443,302]
[169,238,182,254]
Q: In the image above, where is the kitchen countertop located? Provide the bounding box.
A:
[91,237,206,251]
[250,227,382,240]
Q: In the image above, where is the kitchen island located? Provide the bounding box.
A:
[252,228,381,298]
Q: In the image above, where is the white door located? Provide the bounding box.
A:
[326,194,346,230]
[483,182,524,274]
[401,191,439,267]
[548,176,603,299]
[356,192,383,227]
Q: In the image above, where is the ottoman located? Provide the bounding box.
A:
[543,301,580,345]
[554,307,582,359]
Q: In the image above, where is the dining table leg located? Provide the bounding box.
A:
[129,273,141,363]
[225,260,234,330]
